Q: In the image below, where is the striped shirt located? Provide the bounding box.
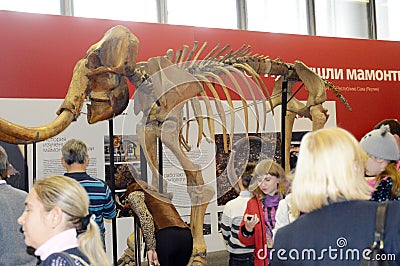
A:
[221,190,254,254]
[64,172,116,233]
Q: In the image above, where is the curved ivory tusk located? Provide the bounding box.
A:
[0,111,75,144]
[0,131,23,144]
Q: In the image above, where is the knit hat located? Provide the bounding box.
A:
[360,125,400,161]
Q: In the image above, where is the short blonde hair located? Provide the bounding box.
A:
[292,127,371,213]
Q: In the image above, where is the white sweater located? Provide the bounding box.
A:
[272,193,300,240]
[220,190,254,254]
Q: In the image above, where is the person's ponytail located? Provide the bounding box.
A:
[78,218,110,265]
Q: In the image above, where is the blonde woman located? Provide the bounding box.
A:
[271,127,400,265]
[18,175,110,266]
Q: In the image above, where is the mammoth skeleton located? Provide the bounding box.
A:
[0,25,350,265]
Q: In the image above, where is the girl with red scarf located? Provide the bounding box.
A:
[238,159,287,266]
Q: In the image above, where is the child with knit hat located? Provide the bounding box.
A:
[373,118,400,170]
[360,125,400,201]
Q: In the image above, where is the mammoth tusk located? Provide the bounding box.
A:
[0,111,75,144]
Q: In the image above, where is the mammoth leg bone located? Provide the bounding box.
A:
[117,232,136,266]
[136,121,167,192]
[160,119,214,266]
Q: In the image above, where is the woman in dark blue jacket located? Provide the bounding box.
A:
[271,127,400,265]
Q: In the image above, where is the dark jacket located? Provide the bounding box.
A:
[271,200,400,265]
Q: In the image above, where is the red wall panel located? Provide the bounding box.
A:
[0,10,398,139]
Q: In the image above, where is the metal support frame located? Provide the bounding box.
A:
[158,138,163,192]
[60,0,74,16]
[157,0,168,24]
[306,0,316,36]
[32,141,37,184]
[280,75,288,170]
[108,119,118,266]
[23,144,29,192]
[236,0,248,30]
[367,0,377,40]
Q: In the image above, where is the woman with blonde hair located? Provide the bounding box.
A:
[270,127,400,265]
[18,175,110,266]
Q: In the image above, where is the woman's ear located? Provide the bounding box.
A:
[49,206,63,228]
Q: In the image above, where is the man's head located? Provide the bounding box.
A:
[0,149,8,179]
[61,139,88,166]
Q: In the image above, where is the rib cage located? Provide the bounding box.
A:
[130,41,351,153]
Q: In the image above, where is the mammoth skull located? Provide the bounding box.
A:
[0,25,139,144]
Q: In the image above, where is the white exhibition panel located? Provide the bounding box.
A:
[0,98,336,260]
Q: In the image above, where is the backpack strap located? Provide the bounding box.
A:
[69,254,90,266]
[372,201,389,249]
[59,252,90,266]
